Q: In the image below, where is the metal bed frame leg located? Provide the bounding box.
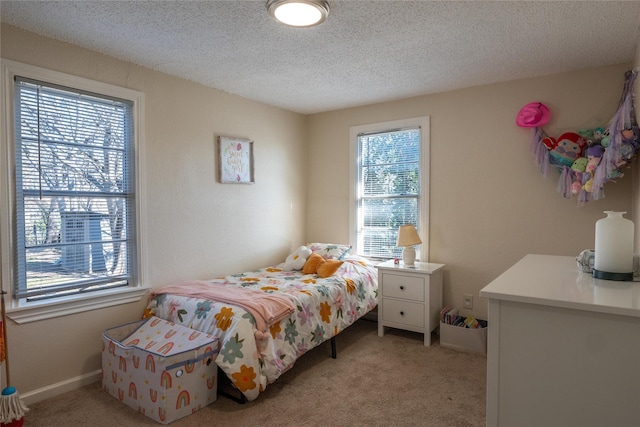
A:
[218,366,247,404]
[331,336,336,359]
[220,337,338,404]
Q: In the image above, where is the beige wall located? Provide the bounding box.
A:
[307,63,633,321]
[1,22,637,402]
[1,25,307,400]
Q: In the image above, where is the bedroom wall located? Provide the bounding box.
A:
[307,63,633,321]
[0,24,307,400]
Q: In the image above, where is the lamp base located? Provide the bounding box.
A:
[402,246,416,267]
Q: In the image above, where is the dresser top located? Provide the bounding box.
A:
[375,259,445,274]
[480,254,640,317]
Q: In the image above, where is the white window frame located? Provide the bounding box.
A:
[349,116,430,261]
[1,59,148,323]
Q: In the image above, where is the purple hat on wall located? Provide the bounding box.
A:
[516,102,551,128]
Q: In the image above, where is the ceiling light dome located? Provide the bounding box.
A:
[267,0,330,27]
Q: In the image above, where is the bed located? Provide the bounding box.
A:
[144,243,378,402]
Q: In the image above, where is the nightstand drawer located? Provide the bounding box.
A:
[382,299,424,328]
[382,273,425,301]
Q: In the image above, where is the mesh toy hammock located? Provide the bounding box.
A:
[528,69,640,205]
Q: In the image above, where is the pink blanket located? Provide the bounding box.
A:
[150,280,295,332]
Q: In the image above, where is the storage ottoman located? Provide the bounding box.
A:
[102,316,219,424]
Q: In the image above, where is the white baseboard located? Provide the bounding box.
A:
[20,369,102,405]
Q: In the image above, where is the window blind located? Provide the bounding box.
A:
[13,77,136,301]
[357,127,421,258]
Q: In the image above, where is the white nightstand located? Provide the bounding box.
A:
[376,259,445,346]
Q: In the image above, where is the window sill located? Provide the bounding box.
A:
[7,286,150,324]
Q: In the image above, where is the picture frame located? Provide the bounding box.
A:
[218,136,255,184]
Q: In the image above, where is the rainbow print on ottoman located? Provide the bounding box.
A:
[102,317,219,424]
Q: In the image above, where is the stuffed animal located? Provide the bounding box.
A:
[619,141,635,162]
[578,127,605,146]
[570,157,587,173]
[542,136,557,150]
[606,141,635,180]
[593,127,605,142]
[582,144,605,193]
[282,246,312,270]
[585,144,604,173]
[578,128,594,144]
[548,132,587,167]
[569,158,588,195]
[582,176,595,193]
[571,179,583,195]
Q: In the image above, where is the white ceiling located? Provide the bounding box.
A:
[2,1,640,114]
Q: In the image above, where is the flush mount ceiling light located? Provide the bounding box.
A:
[267,0,330,27]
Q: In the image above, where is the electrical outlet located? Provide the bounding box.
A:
[463,293,473,309]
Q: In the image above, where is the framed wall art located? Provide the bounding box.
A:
[218,136,255,184]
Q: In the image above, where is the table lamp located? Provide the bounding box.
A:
[396,224,422,267]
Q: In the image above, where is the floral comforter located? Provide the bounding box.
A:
[145,256,378,401]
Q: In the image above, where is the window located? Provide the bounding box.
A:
[349,117,429,260]
[1,60,147,321]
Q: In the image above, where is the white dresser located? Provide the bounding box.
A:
[480,254,640,427]
[376,260,445,346]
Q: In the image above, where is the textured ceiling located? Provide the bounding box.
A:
[2,1,640,114]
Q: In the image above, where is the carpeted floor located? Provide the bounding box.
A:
[25,319,486,426]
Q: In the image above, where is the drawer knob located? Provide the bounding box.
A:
[400,285,405,290]
[400,311,404,316]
